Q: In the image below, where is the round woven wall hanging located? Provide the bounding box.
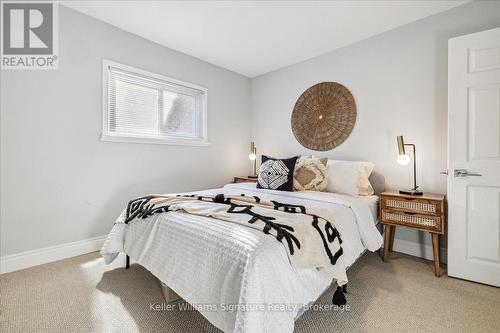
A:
[291,82,357,151]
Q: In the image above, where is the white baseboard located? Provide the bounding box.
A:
[0,235,106,274]
[391,238,447,264]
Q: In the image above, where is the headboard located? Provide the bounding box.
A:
[369,171,386,195]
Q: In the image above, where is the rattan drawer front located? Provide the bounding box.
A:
[384,198,437,214]
[382,210,441,232]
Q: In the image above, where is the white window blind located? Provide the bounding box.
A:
[102,60,208,145]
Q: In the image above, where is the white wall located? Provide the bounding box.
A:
[0,6,251,256]
[250,1,500,250]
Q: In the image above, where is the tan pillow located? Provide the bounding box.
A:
[293,157,328,191]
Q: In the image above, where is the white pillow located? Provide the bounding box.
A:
[325,160,375,196]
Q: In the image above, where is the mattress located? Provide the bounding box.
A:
[353,193,379,222]
[101,183,383,333]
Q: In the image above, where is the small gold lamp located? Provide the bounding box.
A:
[248,142,257,178]
[397,136,422,195]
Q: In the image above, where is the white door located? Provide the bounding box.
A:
[448,27,500,287]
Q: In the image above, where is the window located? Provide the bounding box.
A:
[102,60,208,145]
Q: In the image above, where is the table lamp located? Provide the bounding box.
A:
[248,142,257,178]
[397,135,422,195]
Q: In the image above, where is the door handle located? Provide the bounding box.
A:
[454,169,482,177]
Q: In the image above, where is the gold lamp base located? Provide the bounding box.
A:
[399,189,423,195]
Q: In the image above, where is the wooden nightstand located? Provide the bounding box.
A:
[233,176,258,183]
[380,191,446,277]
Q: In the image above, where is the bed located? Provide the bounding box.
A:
[101,182,383,333]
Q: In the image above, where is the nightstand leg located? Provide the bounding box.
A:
[431,234,441,277]
[383,225,392,261]
[389,226,396,252]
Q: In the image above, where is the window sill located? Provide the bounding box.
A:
[100,134,211,147]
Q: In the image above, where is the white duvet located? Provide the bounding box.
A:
[101,183,383,333]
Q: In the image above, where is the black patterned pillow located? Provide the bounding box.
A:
[257,155,299,191]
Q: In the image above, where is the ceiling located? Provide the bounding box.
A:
[63,1,468,77]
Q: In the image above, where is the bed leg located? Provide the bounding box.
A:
[342,284,347,293]
[125,255,130,269]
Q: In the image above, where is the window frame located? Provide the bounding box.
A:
[101,59,209,146]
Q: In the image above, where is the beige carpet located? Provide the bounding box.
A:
[1,251,499,333]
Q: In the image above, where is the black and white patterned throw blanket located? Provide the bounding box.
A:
[120,193,348,303]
